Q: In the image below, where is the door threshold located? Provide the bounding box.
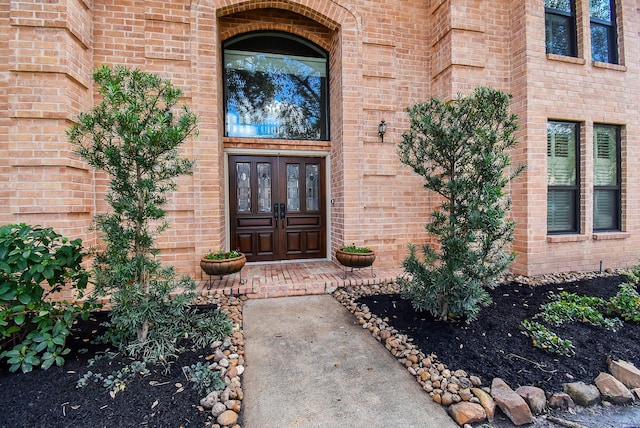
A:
[247,258,329,266]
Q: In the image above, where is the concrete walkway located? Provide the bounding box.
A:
[242,294,457,427]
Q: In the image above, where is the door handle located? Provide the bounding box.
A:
[279,203,286,220]
[274,203,279,227]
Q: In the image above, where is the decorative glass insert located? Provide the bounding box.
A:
[257,163,272,213]
[286,164,300,212]
[545,0,577,57]
[224,32,329,140]
[236,162,251,213]
[306,164,319,212]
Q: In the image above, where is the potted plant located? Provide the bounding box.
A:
[335,243,376,278]
[200,249,246,278]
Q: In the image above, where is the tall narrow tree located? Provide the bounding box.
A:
[68,65,198,347]
[398,86,525,321]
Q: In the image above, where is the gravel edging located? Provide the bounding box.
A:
[195,293,246,428]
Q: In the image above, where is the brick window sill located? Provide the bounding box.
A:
[547,234,588,243]
[592,61,627,72]
[593,232,630,241]
[546,54,586,66]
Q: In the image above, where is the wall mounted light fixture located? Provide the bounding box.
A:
[378,120,387,142]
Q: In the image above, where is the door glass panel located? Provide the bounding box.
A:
[257,163,272,212]
[306,164,319,212]
[287,164,300,212]
[236,162,251,212]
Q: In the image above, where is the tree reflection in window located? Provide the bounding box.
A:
[224,32,329,140]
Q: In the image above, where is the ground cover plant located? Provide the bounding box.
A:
[358,273,640,394]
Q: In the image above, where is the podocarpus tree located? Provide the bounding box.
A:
[397,86,525,322]
[68,65,230,359]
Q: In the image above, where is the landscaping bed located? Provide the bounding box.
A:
[0,294,245,428]
[335,271,640,426]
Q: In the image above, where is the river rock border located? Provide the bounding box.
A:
[195,293,246,428]
[333,270,640,426]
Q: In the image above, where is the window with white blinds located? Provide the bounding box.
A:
[547,121,579,233]
[593,125,621,231]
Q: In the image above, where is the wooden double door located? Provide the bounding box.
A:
[229,155,326,262]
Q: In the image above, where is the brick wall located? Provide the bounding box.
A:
[2,0,640,281]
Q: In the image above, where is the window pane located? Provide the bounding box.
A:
[305,164,319,212]
[594,189,617,230]
[546,0,572,13]
[236,163,251,213]
[591,24,612,62]
[257,163,272,213]
[590,0,612,22]
[593,126,617,186]
[287,164,300,212]
[548,189,576,232]
[546,14,573,56]
[224,33,329,141]
[547,122,577,186]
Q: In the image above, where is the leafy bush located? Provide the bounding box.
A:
[182,361,226,395]
[536,292,622,330]
[607,282,640,322]
[520,320,576,357]
[0,223,96,372]
[77,359,150,398]
[397,86,525,321]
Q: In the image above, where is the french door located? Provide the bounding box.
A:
[229,155,326,262]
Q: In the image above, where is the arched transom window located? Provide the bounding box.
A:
[223,31,329,141]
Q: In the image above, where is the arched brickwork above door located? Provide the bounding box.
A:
[214,0,349,31]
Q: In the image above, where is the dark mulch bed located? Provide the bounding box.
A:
[357,274,640,393]
[0,310,214,428]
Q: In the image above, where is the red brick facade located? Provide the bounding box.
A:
[1,0,638,278]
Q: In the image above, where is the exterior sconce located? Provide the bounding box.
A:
[378,120,387,142]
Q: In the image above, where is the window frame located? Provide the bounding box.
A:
[590,0,618,64]
[545,0,578,57]
[593,124,622,232]
[547,121,580,234]
[222,31,330,141]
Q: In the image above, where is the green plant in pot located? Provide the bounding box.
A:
[335,243,376,269]
[200,249,246,277]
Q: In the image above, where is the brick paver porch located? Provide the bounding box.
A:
[198,260,403,299]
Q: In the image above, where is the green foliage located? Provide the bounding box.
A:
[520,320,576,357]
[204,249,242,260]
[607,282,640,322]
[182,361,226,395]
[397,86,525,321]
[0,223,96,372]
[67,65,207,359]
[76,359,150,397]
[340,243,372,253]
[536,292,622,330]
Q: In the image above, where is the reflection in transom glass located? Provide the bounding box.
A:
[257,163,272,213]
[224,32,329,140]
[236,163,251,212]
[287,164,300,212]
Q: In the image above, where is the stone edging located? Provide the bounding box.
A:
[195,294,245,428]
[332,271,640,426]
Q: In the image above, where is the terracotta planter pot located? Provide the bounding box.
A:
[200,253,246,277]
[335,249,376,268]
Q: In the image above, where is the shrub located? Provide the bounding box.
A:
[520,320,575,357]
[397,86,525,321]
[536,292,622,330]
[182,361,226,395]
[0,223,96,372]
[607,282,640,322]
